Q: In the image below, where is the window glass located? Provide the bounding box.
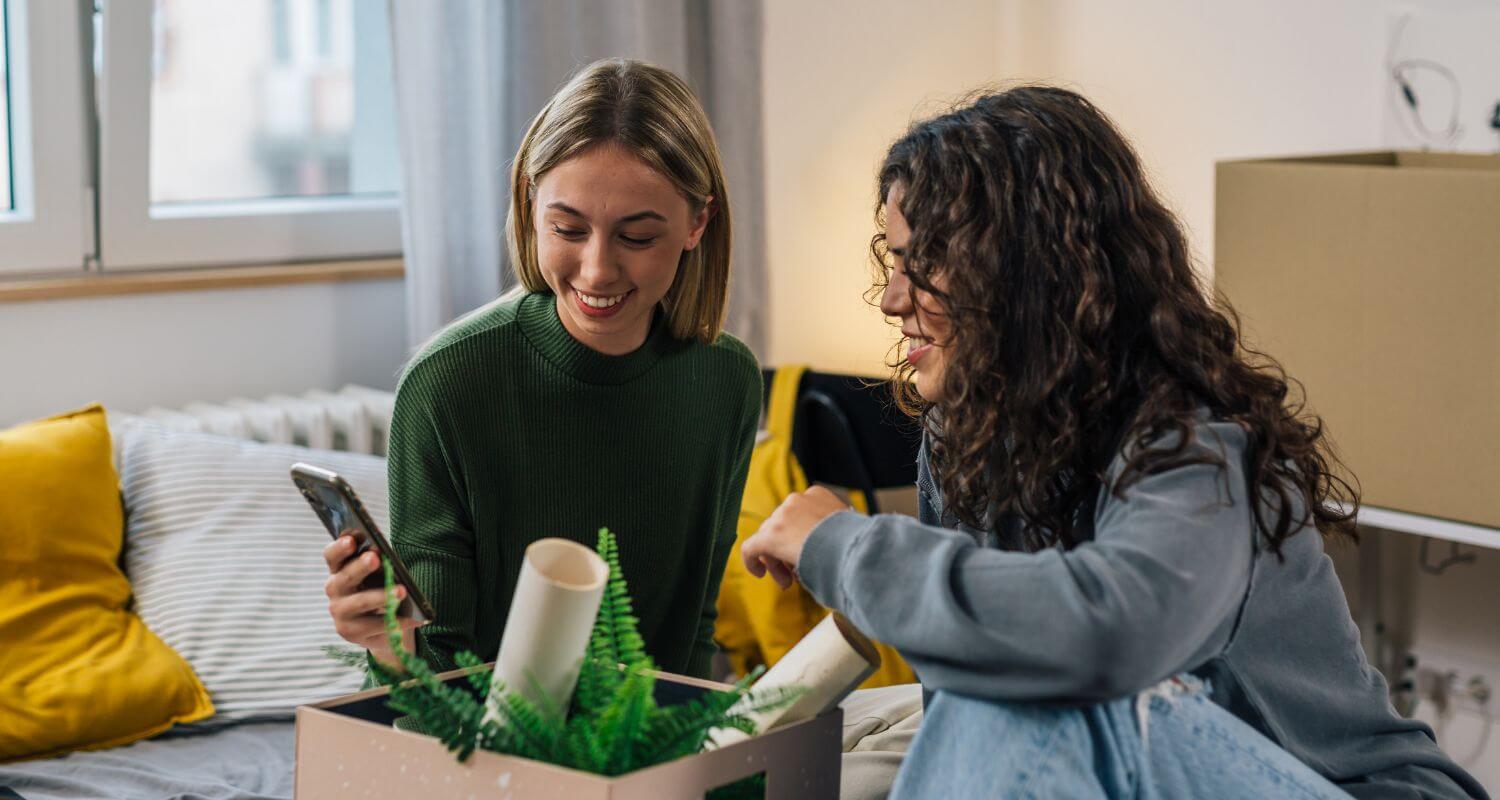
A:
[149,0,398,205]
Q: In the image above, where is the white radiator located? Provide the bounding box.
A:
[112,384,397,456]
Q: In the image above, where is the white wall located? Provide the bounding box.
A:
[759,0,1413,370]
[993,0,1395,273]
[762,0,999,375]
[993,0,1500,275]
[0,279,406,428]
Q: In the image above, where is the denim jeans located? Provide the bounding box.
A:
[891,675,1352,799]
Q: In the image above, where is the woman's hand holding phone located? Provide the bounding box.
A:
[322,533,425,671]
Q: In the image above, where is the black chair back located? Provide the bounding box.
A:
[761,369,922,514]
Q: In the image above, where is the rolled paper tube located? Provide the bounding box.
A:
[707,612,881,749]
[483,538,608,725]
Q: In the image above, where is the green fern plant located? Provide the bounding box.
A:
[353,528,803,781]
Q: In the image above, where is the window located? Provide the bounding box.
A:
[146,0,397,205]
[0,0,91,275]
[0,0,401,275]
[2,19,12,213]
[99,0,401,270]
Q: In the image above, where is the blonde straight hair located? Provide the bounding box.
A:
[507,58,733,345]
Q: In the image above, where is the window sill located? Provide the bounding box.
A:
[0,259,404,304]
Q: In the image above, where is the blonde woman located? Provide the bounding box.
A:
[323,59,760,681]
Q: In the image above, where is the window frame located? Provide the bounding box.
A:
[0,0,91,275]
[97,0,401,271]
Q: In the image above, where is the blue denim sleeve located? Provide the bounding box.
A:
[916,436,941,526]
[796,422,1256,702]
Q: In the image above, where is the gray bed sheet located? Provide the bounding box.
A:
[0,722,294,800]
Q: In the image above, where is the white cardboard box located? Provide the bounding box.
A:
[294,664,842,799]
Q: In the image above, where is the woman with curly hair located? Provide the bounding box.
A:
[742,87,1485,798]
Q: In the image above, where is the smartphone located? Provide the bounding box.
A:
[291,462,435,623]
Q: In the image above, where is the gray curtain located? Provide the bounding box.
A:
[389,0,767,357]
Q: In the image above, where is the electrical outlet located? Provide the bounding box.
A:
[1390,652,1421,717]
[1411,652,1495,716]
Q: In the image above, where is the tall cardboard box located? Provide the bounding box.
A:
[1215,151,1500,528]
[295,665,842,799]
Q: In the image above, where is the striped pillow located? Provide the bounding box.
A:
[117,421,384,724]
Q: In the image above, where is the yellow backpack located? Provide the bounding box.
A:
[715,365,917,688]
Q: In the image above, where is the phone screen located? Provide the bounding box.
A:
[311,485,389,595]
[293,465,434,622]
[314,485,370,552]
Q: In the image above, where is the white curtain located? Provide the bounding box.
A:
[388,0,768,356]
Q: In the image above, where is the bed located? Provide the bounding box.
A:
[0,722,294,800]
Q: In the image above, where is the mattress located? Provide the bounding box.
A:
[0,722,294,800]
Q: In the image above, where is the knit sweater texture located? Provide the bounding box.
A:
[384,290,760,679]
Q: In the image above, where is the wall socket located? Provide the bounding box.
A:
[1407,652,1495,717]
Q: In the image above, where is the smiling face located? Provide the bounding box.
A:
[878,184,953,403]
[532,143,711,355]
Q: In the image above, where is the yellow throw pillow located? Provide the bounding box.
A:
[0,405,213,762]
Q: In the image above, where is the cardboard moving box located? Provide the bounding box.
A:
[295,665,842,799]
[1215,151,1500,529]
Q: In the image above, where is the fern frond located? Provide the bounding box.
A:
[638,687,744,763]
[640,682,806,764]
[594,665,657,774]
[453,650,493,698]
[574,639,614,713]
[491,682,563,761]
[596,528,651,671]
[522,670,568,724]
[372,560,490,761]
[562,713,609,773]
[593,529,623,667]
[321,645,372,675]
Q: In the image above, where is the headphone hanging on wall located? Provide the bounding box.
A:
[1386,14,1464,147]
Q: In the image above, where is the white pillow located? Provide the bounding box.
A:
[117,421,386,724]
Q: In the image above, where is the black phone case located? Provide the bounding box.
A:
[290,463,437,622]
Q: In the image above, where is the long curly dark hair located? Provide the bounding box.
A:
[872,86,1358,554]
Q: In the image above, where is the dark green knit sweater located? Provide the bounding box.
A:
[382,291,759,680]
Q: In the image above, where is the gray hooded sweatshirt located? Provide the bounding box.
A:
[798,420,1485,799]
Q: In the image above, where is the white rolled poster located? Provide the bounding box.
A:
[707,612,882,749]
[483,538,608,725]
